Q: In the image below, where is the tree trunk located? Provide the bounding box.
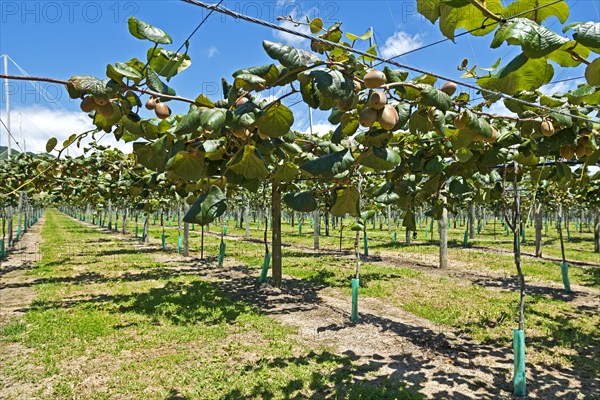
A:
[469,203,476,239]
[183,203,190,256]
[122,200,127,234]
[387,205,392,234]
[405,226,411,244]
[143,213,150,243]
[438,196,448,269]
[245,199,250,239]
[107,200,113,230]
[313,209,320,250]
[534,201,543,257]
[271,182,282,287]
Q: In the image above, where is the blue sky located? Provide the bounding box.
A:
[0,0,597,154]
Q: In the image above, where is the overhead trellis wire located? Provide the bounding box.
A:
[179,0,598,124]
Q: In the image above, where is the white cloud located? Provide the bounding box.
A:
[205,46,219,58]
[380,31,425,59]
[4,106,132,156]
[540,79,580,95]
[486,101,517,117]
[272,1,314,47]
[302,121,335,137]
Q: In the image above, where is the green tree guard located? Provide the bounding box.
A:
[16,226,21,242]
[135,226,139,238]
[299,222,302,234]
[351,278,359,322]
[545,221,548,234]
[161,233,166,250]
[0,239,5,259]
[310,219,313,229]
[560,262,572,292]
[521,229,525,244]
[258,253,271,283]
[393,232,397,242]
[513,329,527,397]
[218,241,226,268]
[430,219,434,238]
[463,229,469,247]
[363,232,368,257]
[223,226,227,236]
[192,224,195,231]
[177,235,182,254]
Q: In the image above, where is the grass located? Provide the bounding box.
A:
[1,210,422,399]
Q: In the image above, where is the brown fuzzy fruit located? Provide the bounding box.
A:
[257,131,269,140]
[584,145,594,156]
[378,104,399,131]
[155,102,171,119]
[486,127,498,143]
[369,91,387,110]
[363,70,386,89]
[440,82,457,96]
[358,107,378,128]
[560,145,574,160]
[541,120,555,137]
[575,142,586,158]
[97,102,115,118]
[80,96,96,113]
[454,113,468,130]
[145,97,157,110]
[93,95,109,106]
[235,97,249,108]
[232,129,250,139]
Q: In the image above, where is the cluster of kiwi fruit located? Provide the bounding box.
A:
[145,97,172,119]
[79,95,116,118]
[560,131,597,159]
[358,70,399,130]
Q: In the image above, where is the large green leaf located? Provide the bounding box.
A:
[439,0,503,40]
[234,73,266,91]
[228,145,270,180]
[503,0,569,24]
[283,191,317,212]
[478,53,554,95]
[106,62,143,84]
[68,76,118,97]
[330,187,360,217]
[174,107,202,135]
[256,102,294,137]
[146,68,176,98]
[546,41,591,67]
[183,185,227,226]
[585,58,600,86]
[200,108,227,131]
[420,85,452,112]
[165,150,205,181]
[274,162,300,182]
[300,149,354,178]
[128,17,172,44]
[262,41,321,69]
[402,209,417,231]
[147,48,191,79]
[491,18,568,58]
[564,22,600,51]
[360,147,401,171]
[309,69,354,101]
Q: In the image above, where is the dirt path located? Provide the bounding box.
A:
[0,217,44,324]
[70,216,598,399]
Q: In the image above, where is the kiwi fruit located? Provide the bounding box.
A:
[358,107,378,128]
[93,95,110,106]
[560,145,574,160]
[80,96,96,113]
[235,97,249,108]
[369,91,387,110]
[232,128,250,139]
[575,142,586,158]
[454,113,468,129]
[584,145,594,156]
[363,70,386,89]
[440,82,457,96]
[145,97,157,110]
[540,120,554,137]
[378,104,399,131]
[155,102,171,119]
[486,127,498,143]
[257,131,269,140]
[354,80,363,93]
[97,102,115,118]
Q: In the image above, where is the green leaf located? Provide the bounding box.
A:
[274,162,300,183]
[403,209,417,231]
[478,53,554,95]
[439,0,503,40]
[310,18,323,34]
[408,109,433,135]
[262,41,320,69]
[165,150,205,181]
[424,156,445,173]
[420,85,452,112]
[585,58,600,86]
[174,107,202,135]
[147,47,191,79]
[200,108,227,131]
[332,117,359,144]
[546,41,591,67]
[383,67,409,83]
[106,62,143,84]
[284,191,317,212]
[228,145,269,180]
[360,147,401,171]
[330,187,360,217]
[68,76,118,97]
[256,102,294,137]
[300,149,354,178]
[503,0,569,24]
[234,73,266,91]
[195,94,215,108]
[564,22,600,50]
[309,69,354,101]
[46,137,58,153]
[128,17,172,44]
[418,0,442,24]
[491,18,568,58]
[183,185,227,226]
[455,147,473,163]
[146,68,176,99]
